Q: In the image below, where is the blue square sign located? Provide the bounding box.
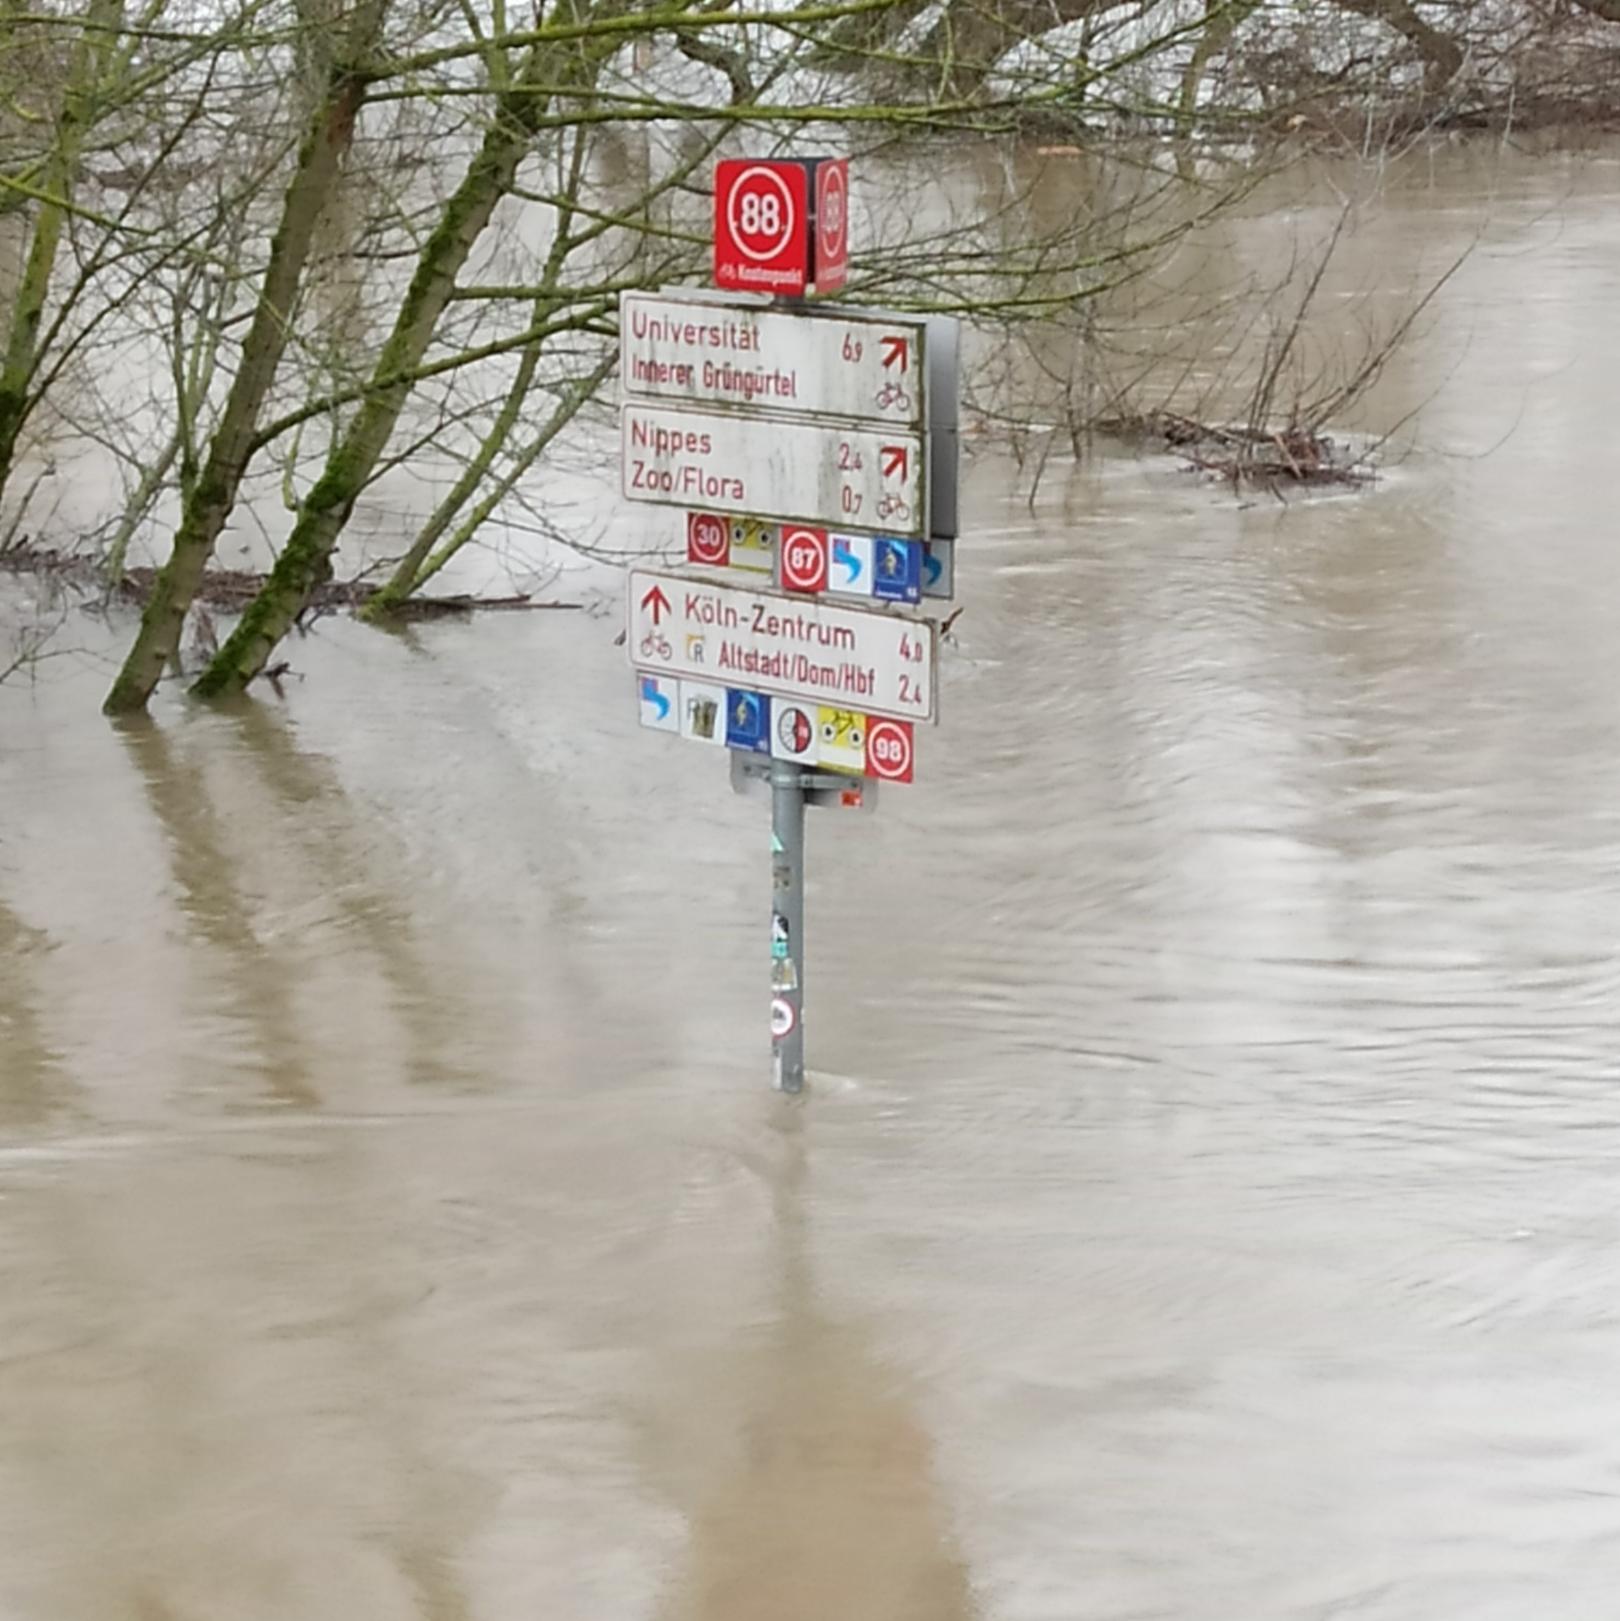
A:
[872,538,921,603]
[725,688,770,753]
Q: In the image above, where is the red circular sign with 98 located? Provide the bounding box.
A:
[865,718,914,783]
[780,526,828,594]
[687,511,729,566]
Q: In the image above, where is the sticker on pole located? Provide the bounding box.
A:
[780,526,829,594]
[865,717,914,783]
[771,996,797,1040]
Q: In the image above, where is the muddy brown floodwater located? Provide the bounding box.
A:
[5,142,1620,1620]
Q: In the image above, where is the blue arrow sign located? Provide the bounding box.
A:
[921,539,954,599]
[639,674,678,733]
[833,539,861,587]
[641,676,670,722]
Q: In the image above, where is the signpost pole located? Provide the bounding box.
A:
[625,165,957,1094]
[770,287,810,1095]
[770,758,807,1093]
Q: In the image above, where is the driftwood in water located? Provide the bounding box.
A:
[0,544,582,619]
[1096,411,1372,488]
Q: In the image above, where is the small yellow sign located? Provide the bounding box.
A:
[728,518,776,573]
[817,707,867,775]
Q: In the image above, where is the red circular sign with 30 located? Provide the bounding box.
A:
[687,512,728,566]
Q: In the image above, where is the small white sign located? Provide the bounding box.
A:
[629,570,936,723]
[622,403,924,538]
[771,700,819,764]
[677,680,726,745]
[621,291,926,430]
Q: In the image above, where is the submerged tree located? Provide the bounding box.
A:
[102,0,393,711]
[88,0,1252,709]
[1,0,1588,710]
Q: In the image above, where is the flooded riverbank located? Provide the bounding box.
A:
[4,140,1620,1619]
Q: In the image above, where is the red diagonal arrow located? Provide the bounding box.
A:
[880,335,908,372]
[880,445,909,480]
[640,583,671,625]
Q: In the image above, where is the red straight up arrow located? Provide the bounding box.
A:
[880,445,909,480]
[880,335,908,371]
[640,583,671,625]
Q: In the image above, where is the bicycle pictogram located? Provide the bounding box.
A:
[877,492,911,522]
[639,631,672,661]
[873,381,912,413]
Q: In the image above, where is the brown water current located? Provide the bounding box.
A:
[4,143,1620,1618]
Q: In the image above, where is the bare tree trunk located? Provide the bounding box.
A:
[1334,0,1463,88]
[370,352,614,609]
[360,131,594,620]
[190,81,556,695]
[103,432,181,579]
[0,0,123,498]
[101,4,384,715]
[359,338,551,619]
[1177,0,1260,132]
[922,0,1137,92]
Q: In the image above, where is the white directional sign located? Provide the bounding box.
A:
[621,292,927,430]
[622,403,925,538]
[628,569,936,722]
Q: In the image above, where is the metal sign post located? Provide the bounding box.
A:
[734,749,873,1093]
[623,163,958,1091]
[770,758,807,1091]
